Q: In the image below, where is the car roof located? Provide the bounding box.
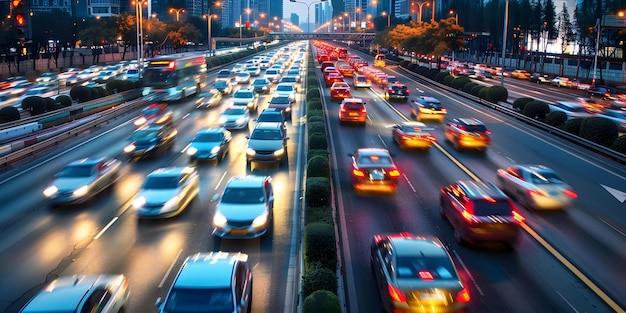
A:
[174,252,248,288]
[418,96,440,103]
[554,101,585,108]
[387,235,449,258]
[455,180,507,200]
[400,121,427,128]
[342,98,365,104]
[147,166,194,178]
[196,128,226,135]
[456,117,484,125]
[356,148,391,156]
[67,157,107,167]
[226,176,270,188]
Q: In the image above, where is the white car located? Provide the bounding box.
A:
[264,69,281,83]
[36,72,58,83]
[235,72,251,84]
[123,69,141,81]
[231,89,259,111]
[274,83,297,103]
[57,68,81,80]
[77,69,98,81]
[232,63,247,73]
[247,66,261,77]
[219,105,250,130]
[18,86,57,104]
[132,167,199,218]
[551,76,571,87]
[549,101,595,120]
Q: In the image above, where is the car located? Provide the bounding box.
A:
[384,84,410,101]
[0,76,28,90]
[474,70,493,80]
[320,60,335,71]
[325,73,344,87]
[286,69,301,81]
[218,105,250,130]
[575,97,606,112]
[267,96,293,120]
[440,180,523,246]
[42,157,121,206]
[20,274,130,313]
[92,71,116,83]
[123,124,177,160]
[391,122,437,150]
[380,75,401,89]
[329,81,352,101]
[350,148,400,193]
[279,75,299,85]
[337,64,355,77]
[444,118,491,152]
[103,65,124,76]
[133,103,173,127]
[213,176,274,238]
[410,96,447,122]
[549,101,595,120]
[496,165,578,210]
[64,74,81,86]
[36,72,58,83]
[156,251,252,313]
[16,86,57,106]
[263,69,281,83]
[599,109,626,132]
[586,85,617,99]
[195,89,222,109]
[251,78,271,94]
[529,72,550,84]
[274,82,297,103]
[123,68,141,81]
[7,81,33,96]
[353,74,371,88]
[246,66,261,77]
[370,233,470,313]
[57,68,81,80]
[232,63,247,73]
[186,128,231,162]
[511,69,531,79]
[231,89,259,111]
[212,80,233,95]
[339,98,367,126]
[215,69,234,82]
[76,69,98,81]
[268,64,284,74]
[132,166,199,218]
[259,59,272,69]
[551,76,571,87]
[245,122,289,166]
[234,72,251,84]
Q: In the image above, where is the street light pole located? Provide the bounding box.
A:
[592,18,601,86]
[412,1,430,23]
[382,11,390,27]
[239,14,242,46]
[133,1,145,67]
[500,0,509,87]
[169,8,184,21]
[289,0,325,33]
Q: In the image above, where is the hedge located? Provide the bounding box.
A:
[307,115,324,123]
[612,135,626,154]
[301,266,338,299]
[463,82,478,93]
[523,101,550,120]
[309,133,328,150]
[544,111,568,128]
[308,149,329,161]
[70,86,92,103]
[443,75,454,86]
[307,88,321,100]
[307,155,330,178]
[452,76,471,90]
[513,97,535,112]
[486,86,508,103]
[307,109,324,119]
[399,60,410,68]
[471,85,485,97]
[478,87,489,99]
[579,117,618,147]
[434,72,448,83]
[45,97,60,112]
[308,124,326,139]
[407,63,419,72]
[56,95,72,107]
[304,222,336,270]
[305,177,331,208]
[307,100,323,111]
[564,118,584,135]
[302,290,341,313]
[0,106,20,123]
[426,68,440,79]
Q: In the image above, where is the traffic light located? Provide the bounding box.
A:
[11,0,29,40]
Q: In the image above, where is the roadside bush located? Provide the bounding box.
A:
[307,88,321,100]
[0,106,20,123]
[96,86,108,97]
[302,290,341,313]
[105,80,123,94]
[471,85,485,97]
[486,86,508,103]
[563,118,584,135]
[523,101,550,120]
[307,109,324,119]
[463,82,478,93]
[307,155,330,178]
[452,76,471,90]
[478,87,489,99]
[309,132,328,150]
[304,222,336,270]
[544,111,568,128]
[70,86,92,103]
[307,100,322,111]
[612,135,626,154]
[44,97,60,112]
[21,96,45,114]
[407,63,419,72]
[443,75,454,86]
[305,177,331,208]
[305,205,333,225]
[308,149,328,161]
[416,66,429,75]
[512,97,534,112]
[308,121,326,136]
[399,60,410,68]
[56,95,72,107]
[120,80,136,91]
[426,68,440,79]
[579,117,618,147]
[302,266,337,299]
[88,87,99,100]
[308,76,318,87]
[434,72,448,83]
[307,115,324,123]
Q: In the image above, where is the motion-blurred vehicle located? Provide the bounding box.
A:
[0,76,28,90]
[92,71,116,83]
[529,72,550,84]
[36,72,58,83]
[122,68,141,81]
[551,76,571,87]
[440,180,523,246]
[511,69,531,79]
[337,64,355,77]
[370,233,470,313]
[231,89,259,111]
[195,89,222,109]
[43,157,121,206]
[599,109,626,132]
[384,83,410,101]
[444,118,491,152]
[212,176,274,239]
[246,122,289,166]
[339,98,367,126]
[123,124,177,160]
[215,69,234,82]
[549,101,595,120]
[232,63,247,73]
[20,275,130,313]
[134,103,173,127]
[586,85,618,100]
[133,167,199,218]
[325,73,344,87]
[410,96,447,122]
[274,83,297,103]
[156,252,252,313]
[219,105,250,130]
[234,72,251,84]
[391,122,437,150]
[350,148,400,193]
[57,68,81,80]
[374,53,386,67]
[186,128,231,162]
[330,81,352,101]
[251,78,271,94]
[353,74,371,88]
[212,80,233,95]
[267,96,293,120]
[496,165,577,210]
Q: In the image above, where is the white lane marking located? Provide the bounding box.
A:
[159,249,183,288]
[403,173,416,192]
[599,217,626,237]
[601,184,626,203]
[452,250,484,296]
[214,171,228,190]
[93,217,119,240]
[556,291,580,313]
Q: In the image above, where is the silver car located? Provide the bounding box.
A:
[43,157,121,206]
[133,167,199,218]
[235,72,251,84]
[218,105,250,130]
[274,83,297,103]
[496,164,578,210]
[231,89,258,111]
[20,274,130,313]
[213,176,274,239]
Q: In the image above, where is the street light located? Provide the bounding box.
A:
[289,0,326,33]
[356,7,361,30]
[412,1,430,23]
[448,10,458,24]
[203,2,221,55]
[132,0,147,69]
[382,11,390,27]
[169,8,185,21]
[343,12,351,32]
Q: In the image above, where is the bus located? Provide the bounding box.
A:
[374,54,386,67]
[142,54,208,101]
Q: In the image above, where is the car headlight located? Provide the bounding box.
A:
[134,117,147,126]
[213,212,228,227]
[218,116,227,124]
[187,146,198,156]
[162,196,179,212]
[132,196,146,208]
[210,146,221,154]
[285,107,291,112]
[43,185,58,197]
[262,86,268,90]
[123,144,136,153]
[246,148,256,156]
[236,117,246,124]
[252,213,268,228]
[73,185,89,197]
[273,147,285,156]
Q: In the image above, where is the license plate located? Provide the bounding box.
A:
[349,112,359,116]
[419,293,446,301]
[230,229,248,235]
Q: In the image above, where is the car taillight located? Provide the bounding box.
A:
[461,210,476,223]
[441,108,448,113]
[361,107,367,113]
[485,129,492,135]
[352,169,365,177]
[424,135,437,142]
[388,169,401,177]
[387,284,406,302]
[455,288,470,303]
[528,189,545,198]
[418,270,434,280]
[512,210,525,223]
[340,107,347,112]
[563,189,578,199]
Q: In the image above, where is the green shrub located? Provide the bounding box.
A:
[443,75,454,86]
[544,111,568,128]
[478,87,489,99]
[309,132,328,150]
[426,68,440,79]
[463,82,478,93]
[486,86,508,103]
[308,149,328,161]
[612,135,626,154]
[564,118,584,135]
[21,96,45,115]
[105,80,122,94]
[56,95,72,107]
[96,86,108,97]
[512,97,534,112]
[307,155,330,178]
[302,266,337,299]
[70,86,92,103]
[0,106,20,123]
[307,100,323,111]
[470,85,485,97]
[44,97,60,112]
[308,121,326,136]
[307,115,324,123]
[407,63,419,72]
[308,76,318,87]
[120,80,136,91]
[307,88,321,100]
[304,222,336,270]
[302,290,341,313]
[579,117,619,147]
[434,72,448,83]
[305,177,331,208]
[88,87,99,100]
[523,101,550,119]
[416,66,429,75]
[452,76,471,90]
[399,60,410,68]
[307,109,324,118]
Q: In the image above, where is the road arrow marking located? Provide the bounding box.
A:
[601,184,626,203]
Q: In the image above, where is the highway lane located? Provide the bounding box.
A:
[321,51,625,312]
[0,47,306,313]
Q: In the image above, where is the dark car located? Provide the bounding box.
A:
[529,72,550,84]
[371,233,470,313]
[186,128,231,163]
[410,96,447,122]
[439,180,523,247]
[350,148,400,194]
[212,80,233,95]
[267,96,293,120]
[586,85,618,100]
[256,108,287,134]
[252,78,271,94]
[123,124,177,160]
[384,84,410,101]
[246,122,289,167]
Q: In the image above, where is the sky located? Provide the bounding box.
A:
[283,0,316,25]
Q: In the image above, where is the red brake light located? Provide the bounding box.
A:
[388,169,401,177]
[425,135,437,142]
[418,270,434,280]
[455,288,471,303]
[461,210,474,222]
[563,189,578,199]
[485,129,492,135]
[361,107,367,113]
[512,210,525,223]
[168,61,176,70]
[387,284,406,302]
[352,169,365,177]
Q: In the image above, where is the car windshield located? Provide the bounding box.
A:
[217,71,231,78]
[395,256,458,280]
[472,200,513,216]
[213,81,227,87]
[276,85,293,92]
[223,107,246,115]
[253,80,267,85]
[234,91,253,98]
[221,187,265,203]
[282,77,296,82]
[357,154,392,166]
[163,288,233,313]
[271,97,290,104]
[143,175,180,189]
[257,113,283,123]
[355,77,367,82]
[130,129,159,140]
[344,103,364,110]
[57,164,95,178]
[251,129,282,140]
[193,133,222,142]
[462,124,487,133]
[266,70,278,75]
[142,106,162,116]
[530,171,564,184]
[237,73,249,77]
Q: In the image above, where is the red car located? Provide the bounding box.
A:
[337,64,355,77]
[325,73,345,87]
[330,82,352,101]
[350,148,400,193]
[134,103,173,127]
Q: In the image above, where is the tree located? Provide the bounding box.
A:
[116,13,136,61]
[166,22,201,52]
[77,17,117,63]
[31,10,74,54]
[539,0,557,72]
[557,3,576,76]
